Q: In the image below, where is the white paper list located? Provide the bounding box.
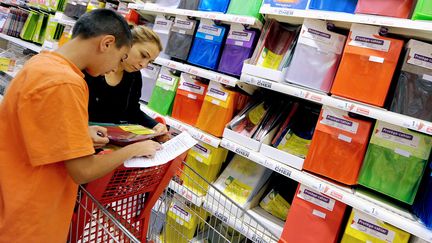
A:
[124,132,197,168]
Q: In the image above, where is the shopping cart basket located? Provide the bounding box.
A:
[148,161,280,243]
[69,151,187,242]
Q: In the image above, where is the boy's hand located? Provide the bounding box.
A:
[127,140,162,158]
[88,126,109,149]
[153,123,171,142]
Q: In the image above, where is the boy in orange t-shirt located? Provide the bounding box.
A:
[0,10,161,242]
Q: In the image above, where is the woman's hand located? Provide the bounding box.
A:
[88,126,109,149]
[153,123,171,142]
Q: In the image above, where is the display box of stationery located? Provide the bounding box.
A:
[204,155,272,218]
[222,93,290,151]
[260,100,321,170]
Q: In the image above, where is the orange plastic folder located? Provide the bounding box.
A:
[171,73,208,126]
[303,106,373,185]
[196,81,238,137]
[280,184,347,243]
[331,24,404,107]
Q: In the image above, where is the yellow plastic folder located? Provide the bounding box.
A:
[341,209,410,243]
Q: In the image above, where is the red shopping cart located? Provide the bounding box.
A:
[68,149,187,242]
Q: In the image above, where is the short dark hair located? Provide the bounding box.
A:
[72,9,132,48]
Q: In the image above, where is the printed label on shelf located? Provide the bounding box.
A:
[192,143,211,158]
[407,39,432,70]
[423,74,432,82]
[198,24,222,37]
[320,108,359,134]
[174,17,194,30]
[179,74,206,95]
[299,19,346,55]
[394,148,411,157]
[154,15,172,33]
[158,74,175,86]
[170,203,192,222]
[369,56,385,63]
[349,24,390,52]
[228,30,252,42]
[207,82,229,101]
[376,123,420,148]
[298,185,335,211]
[351,211,396,242]
[338,134,353,143]
[312,209,327,219]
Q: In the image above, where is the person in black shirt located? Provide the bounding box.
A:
[85,25,169,141]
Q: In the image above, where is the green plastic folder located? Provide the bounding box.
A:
[20,11,40,41]
[358,121,432,204]
[148,69,180,116]
[227,0,263,19]
[412,0,432,20]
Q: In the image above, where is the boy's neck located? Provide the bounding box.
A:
[55,37,96,71]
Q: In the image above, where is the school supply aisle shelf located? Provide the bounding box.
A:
[220,138,432,242]
[168,180,204,207]
[128,2,263,29]
[240,73,432,136]
[0,33,42,53]
[1,70,17,79]
[51,11,76,26]
[140,103,221,148]
[154,57,238,87]
[260,5,432,39]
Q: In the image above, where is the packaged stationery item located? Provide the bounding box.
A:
[188,20,227,70]
[309,0,358,13]
[285,19,346,92]
[331,24,404,107]
[181,143,228,195]
[140,63,161,103]
[355,0,414,19]
[178,0,200,10]
[155,0,181,8]
[273,104,320,159]
[195,81,239,137]
[148,67,180,115]
[198,0,230,13]
[304,106,373,185]
[358,121,432,204]
[152,15,173,59]
[390,40,432,122]
[227,0,262,18]
[412,0,432,20]
[229,100,271,138]
[280,184,347,243]
[212,155,272,207]
[165,198,207,243]
[254,20,299,70]
[171,73,208,126]
[413,161,432,230]
[341,209,411,243]
[218,26,258,76]
[95,124,165,146]
[165,17,197,61]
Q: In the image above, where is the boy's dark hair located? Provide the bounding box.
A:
[72,9,133,48]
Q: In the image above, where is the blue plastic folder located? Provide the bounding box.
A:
[188,22,227,70]
[264,0,309,9]
[309,0,358,13]
[198,0,230,13]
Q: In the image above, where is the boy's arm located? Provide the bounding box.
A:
[65,140,161,184]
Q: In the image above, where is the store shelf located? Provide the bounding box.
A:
[140,104,221,148]
[128,3,263,29]
[260,5,432,39]
[168,180,204,207]
[1,70,17,79]
[51,12,76,26]
[0,94,3,102]
[154,57,238,87]
[240,73,432,136]
[0,33,42,53]
[220,138,432,242]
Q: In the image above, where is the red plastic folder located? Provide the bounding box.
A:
[355,0,415,18]
[279,184,347,243]
[303,107,373,185]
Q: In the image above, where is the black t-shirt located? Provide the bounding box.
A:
[84,70,158,128]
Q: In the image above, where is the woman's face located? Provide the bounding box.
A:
[122,42,160,72]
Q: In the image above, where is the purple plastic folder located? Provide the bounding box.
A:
[218,29,258,76]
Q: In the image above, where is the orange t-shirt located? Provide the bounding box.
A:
[0,51,94,242]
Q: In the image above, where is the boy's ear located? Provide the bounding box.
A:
[99,35,116,52]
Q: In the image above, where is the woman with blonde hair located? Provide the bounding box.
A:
[85,25,169,142]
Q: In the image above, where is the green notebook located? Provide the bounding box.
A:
[227,0,263,19]
[358,121,432,204]
[412,0,432,20]
[148,68,180,116]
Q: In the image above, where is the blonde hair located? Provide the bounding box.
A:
[131,25,163,51]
